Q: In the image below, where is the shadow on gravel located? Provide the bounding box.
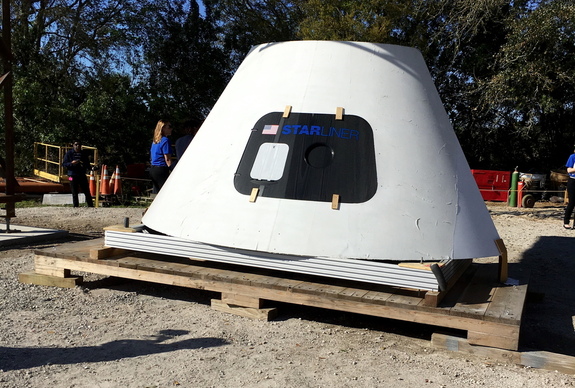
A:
[0,232,100,252]
[0,329,228,371]
[516,236,575,356]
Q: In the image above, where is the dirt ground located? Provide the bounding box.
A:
[1,202,575,387]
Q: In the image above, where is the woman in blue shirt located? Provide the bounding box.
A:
[564,146,575,229]
[149,119,173,194]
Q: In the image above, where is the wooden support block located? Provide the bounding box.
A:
[19,272,82,288]
[331,194,340,210]
[221,292,263,308]
[398,262,443,271]
[335,107,344,120]
[433,333,575,374]
[468,323,520,351]
[35,263,71,278]
[521,351,575,375]
[432,333,521,364]
[495,238,508,283]
[283,105,292,118]
[103,225,138,233]
[90,246,130,260]
[423,291,441,307]
[249,187,259,202]
[211,299,277,321]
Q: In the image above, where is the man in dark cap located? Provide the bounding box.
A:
[62,140,94,207]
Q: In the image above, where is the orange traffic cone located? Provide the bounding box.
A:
[89,170,97,197]
[100,165,111,195]
[113,165,122,195]
[109,169,116,194]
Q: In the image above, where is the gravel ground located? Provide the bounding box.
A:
[1,204,575,387]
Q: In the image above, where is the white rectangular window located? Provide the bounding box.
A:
[250,143,289,181]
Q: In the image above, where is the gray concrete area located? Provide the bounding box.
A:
[0,224,68,247]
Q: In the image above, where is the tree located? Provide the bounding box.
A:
[138,1,230,123]
[481,1,575,170]
[204,0,303,67]
[5,0,149,175]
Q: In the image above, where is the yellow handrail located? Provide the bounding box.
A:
[33,142,98,183]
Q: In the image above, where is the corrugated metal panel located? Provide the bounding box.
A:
[105,230,449,291]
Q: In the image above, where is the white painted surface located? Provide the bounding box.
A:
[143,41,500,261]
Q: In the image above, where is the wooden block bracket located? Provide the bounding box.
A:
[331,194,340,210]
[249,187,259,202]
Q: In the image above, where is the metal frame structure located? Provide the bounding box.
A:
[0,0,21,232]
[33,142,99,183]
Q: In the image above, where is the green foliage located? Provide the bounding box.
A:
[140,1,230,122]
[1,0,574,178]
[297,0,405,42]
[204,0,303,67]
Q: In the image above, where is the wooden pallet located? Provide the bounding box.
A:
[20,238,528,351]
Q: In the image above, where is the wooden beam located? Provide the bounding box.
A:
[221,292,263,308]
[432,333,575,375]
[90,246,130,260]
[495,239,508,283]
[211,299,277,321]
[19,272,82,288]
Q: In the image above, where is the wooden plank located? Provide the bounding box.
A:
[398,262,442,271]
[211,299,277,321]
[433,334,575,374]
[90,246,129,260]
[521,351,575,375]
[35,256,71,277]
[361,290,393,305]
[19,272,82,288]
[336,287,370,300]
[386,293,424,309]
[450,264,498,318]
[467,323,520,350]
[102,225,138,233]
[283,105,292,118]
[29,245,527,351]
[432,333,521,364]
[335,107,344,120]
[484,270,529,324]
[221,292,263,308]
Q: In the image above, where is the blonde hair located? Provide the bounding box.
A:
[152,120,170,144]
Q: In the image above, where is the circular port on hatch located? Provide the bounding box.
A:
[305,143,334,168]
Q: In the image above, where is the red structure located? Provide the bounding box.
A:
[471,169,511,202]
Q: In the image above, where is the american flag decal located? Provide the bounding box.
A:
[262,124,279,135]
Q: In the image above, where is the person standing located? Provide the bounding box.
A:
[175,118,202,162]
[149,119,173,194]
[564,145,575,229]
[62,140,94,207]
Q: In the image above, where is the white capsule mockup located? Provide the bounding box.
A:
[141,41,500,264]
